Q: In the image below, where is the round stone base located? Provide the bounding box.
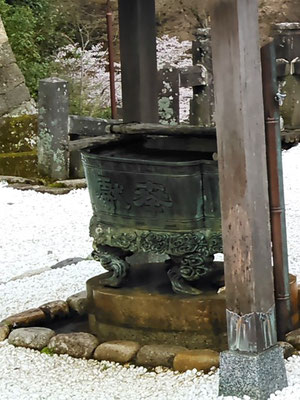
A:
[86,262,227,351]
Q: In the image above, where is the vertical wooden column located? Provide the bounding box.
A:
[210,1,287,397]
[118,0,158,123]
[211,0,276,354]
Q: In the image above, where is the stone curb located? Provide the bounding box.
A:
[0,291,88,329]
[1,176,87,195]
[2,294,298,372]
[7,184,72,195]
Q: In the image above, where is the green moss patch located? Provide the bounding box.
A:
[0,150,38,178]
[0,114,37,153]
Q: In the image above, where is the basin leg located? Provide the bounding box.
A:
[167,253,215,295]
[92,244,132,288]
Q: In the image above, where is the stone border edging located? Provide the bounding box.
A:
[0,176,87,195]
[0,291,297,372]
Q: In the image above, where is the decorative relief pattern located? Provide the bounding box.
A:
[91,221,223,295]
[140,232,169,253]
[180,253,207,281]
[91,221,223,257]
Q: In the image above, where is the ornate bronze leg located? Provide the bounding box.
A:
[92,244,132,288]
[167,253,215,295]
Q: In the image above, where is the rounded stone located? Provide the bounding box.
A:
[39,300,69,320]
[286,328,300,350]
[2,308,46,328]
[94,340,141,363]
[48,332,99,359]
[8,327,55,350]
[0,324,10,341]
[277,341,295,359]
[67,291,87,316]
[136,344,187,368]
[173,349,220,373]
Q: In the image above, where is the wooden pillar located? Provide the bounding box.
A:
[118,0,158,123]
[210,0,287,398]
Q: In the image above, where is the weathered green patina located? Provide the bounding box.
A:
[82,139,222,295]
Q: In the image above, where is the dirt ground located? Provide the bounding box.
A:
[258,0,300,43]
[91,0,300,43]
[155,0,300,42]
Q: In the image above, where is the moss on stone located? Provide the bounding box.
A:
[48,182,67,188]
[0,114,37,153]
[0,149,38,178]
[40,347,55,356]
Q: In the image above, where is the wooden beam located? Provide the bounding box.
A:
[110,123,216,137]
[118,0,158,123]
[68,135,121,152]
[210,0,276,353]
[67,116,217,138]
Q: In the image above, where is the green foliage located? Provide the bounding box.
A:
[69,89,112,119]
[40,347,55,356]
[0,0,111,103]
[0,0,67,98]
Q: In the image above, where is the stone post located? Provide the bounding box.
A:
[190,28,215,127]
[37,78,69,180]
[158,67,180,125]
[274,23,300,133]
[210,0,287,398]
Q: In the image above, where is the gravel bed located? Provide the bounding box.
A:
[0,342,223,400]
[0,145,300,399]
[282,146,300,277]
[0,183,93,283]
[0,260,103,320]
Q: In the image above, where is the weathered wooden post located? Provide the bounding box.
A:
[118,0,158,123]
[210,0,287,398]
[37,78,69,180]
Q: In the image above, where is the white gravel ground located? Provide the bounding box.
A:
[0,145,300,399]
[0,184,93,283]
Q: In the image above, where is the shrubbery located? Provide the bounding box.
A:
[1,1,192,119]
[0,0,67,98]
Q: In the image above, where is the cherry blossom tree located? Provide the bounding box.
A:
[53,35,192,120]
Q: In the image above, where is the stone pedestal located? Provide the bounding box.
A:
[86,262,227,350]
[219,346,287,400]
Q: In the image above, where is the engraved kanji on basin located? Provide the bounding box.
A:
[82,139,222,295]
